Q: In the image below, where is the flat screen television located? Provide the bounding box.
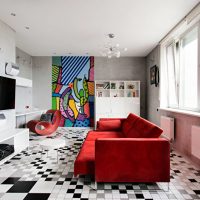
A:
[0,76,16,110]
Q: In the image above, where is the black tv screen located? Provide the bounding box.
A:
[0,76,16,110]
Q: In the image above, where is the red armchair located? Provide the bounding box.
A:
[74,113,170,183]
[27,110,61,135]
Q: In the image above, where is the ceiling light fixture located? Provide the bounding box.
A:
[101,33,127,58]
[25,26,30,30]
[11,13,16,16]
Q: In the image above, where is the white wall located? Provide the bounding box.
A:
[32,57,52,109]
[15,48,33,112]
[0,19,16,129]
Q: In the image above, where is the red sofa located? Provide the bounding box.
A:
[74,113,170,183]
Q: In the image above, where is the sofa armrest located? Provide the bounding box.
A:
[95,138,170,182]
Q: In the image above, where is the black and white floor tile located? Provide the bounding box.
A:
[0,128,199,200]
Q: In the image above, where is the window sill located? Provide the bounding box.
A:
[158,107,200,118]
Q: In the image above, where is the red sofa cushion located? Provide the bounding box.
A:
[86,131,123,141]
[122,113,163,138]
[74,141,95,176]
[122,114,136,134]
[97,120,122,131]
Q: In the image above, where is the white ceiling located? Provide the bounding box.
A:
[0,0,199,56]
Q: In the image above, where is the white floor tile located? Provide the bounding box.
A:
[29,181,56,193]
[1,193,27,200]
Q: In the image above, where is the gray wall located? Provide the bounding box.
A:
[16,47,32,80]
[31,56,147,117]
[95,57,147,117]
[32,57,52,110]
[146,46,160,125]
[146,45,200,165]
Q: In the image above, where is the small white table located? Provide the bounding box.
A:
[39,138,66,163]
[16,109,46,128]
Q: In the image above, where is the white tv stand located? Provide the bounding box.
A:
[0,128,29,165]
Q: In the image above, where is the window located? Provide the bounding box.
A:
[179,27,198,110]
[163,24,199,112]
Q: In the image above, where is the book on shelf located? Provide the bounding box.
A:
[96,84,104,89]
[103,82,110,89]
[111,83,116,89]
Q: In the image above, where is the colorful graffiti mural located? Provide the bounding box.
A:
[52,56,94,127]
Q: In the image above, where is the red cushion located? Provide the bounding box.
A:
[122,113,137,134]
[86,131,123,141]
[123,113,163,138]
[97,120,122,131]
[74,141,95,176]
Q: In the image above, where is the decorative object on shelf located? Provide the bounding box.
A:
[111,83,116,89]
[150,65,159,87]
[119,83,124,89]
[103,82,110,89]
[127,84,135,89]
[5,62,19,76]
[97,92,102,97]
[101,33,127,58]
[127,91,131,97]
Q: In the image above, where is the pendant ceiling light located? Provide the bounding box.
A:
[101,33,127,58]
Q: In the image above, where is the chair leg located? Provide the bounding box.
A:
[94,181,97,190]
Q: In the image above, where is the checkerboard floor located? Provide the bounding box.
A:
[0,128,199,200]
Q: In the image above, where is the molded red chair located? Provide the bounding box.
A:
[27,110,61,135]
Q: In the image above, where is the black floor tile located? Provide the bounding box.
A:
[73,193,81,198]
[189,179,197,182]
[24,193,50,200]
[2,177,20,184]
[67,189,75,193]
[135,193,144,199]
[7,181,36,193]
[194,190,200,194]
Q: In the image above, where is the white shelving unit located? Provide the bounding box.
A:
[0,128,29,165]
[95,80,140,127]
[16,77,32,87]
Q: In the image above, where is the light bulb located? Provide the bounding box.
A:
[101,52,106,57]
[124,47,128,51]
[116,44,119,47]
[116,52,120,58]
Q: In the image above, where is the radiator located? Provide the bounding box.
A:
[160,116,174,141]
[191,125,200,159]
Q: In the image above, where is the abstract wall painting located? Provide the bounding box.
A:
[52,56,94,127]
